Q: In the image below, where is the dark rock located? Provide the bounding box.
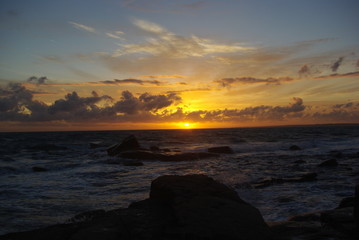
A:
[107,135,140,156]
[208,146,234,154]
[67,210,106,223]
[150,146,160,152]
[123,160,144,166]
[337,197,355,209]
[32,166,48,172]
[150,175,270,240]
[89,141,104,149]
[289,145,301,151]
[318,159,338,167]
[289,211,321,222]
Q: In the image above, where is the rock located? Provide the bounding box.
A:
[107,135,140,156]
[123,160,144,166]
[294,160,306,164]
[32,166,48,172]
[89,141,104,149]
[318,159,338,167]
[150,175,270,240]
[208,146,234,154]
[67,210,106,223]
[337,197,355,209]
[150,146,160,152]
[289,145,301,151]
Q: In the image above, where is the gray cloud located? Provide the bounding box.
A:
[298,64,310,77]
[99,78,164,86]
[331,57,344,72]
[27,76,48,85]
[215,77,293,87]
[113,91,181,114]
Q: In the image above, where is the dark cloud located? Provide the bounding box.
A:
[27,76,48,85]
[215,77,293,87]
[113,91,181,114]
[314,71,359,80]
[298,64,310,76]
[331,57,344,72]
[333,102,354,109]
[357,59,359,67]
[99,78,164,86]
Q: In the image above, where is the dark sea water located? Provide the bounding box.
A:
[0,124,359,235]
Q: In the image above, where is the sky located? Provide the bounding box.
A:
[1,0,359,131]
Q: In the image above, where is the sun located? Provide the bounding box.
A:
[184,123,190,127]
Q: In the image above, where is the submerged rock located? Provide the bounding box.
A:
[32,166,48,172]
[208,146,234,154]
[107,135,140,156]
[123,160,144,166]
[289,145,301,151]
[318,159,338,167]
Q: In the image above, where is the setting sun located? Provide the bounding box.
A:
[184,123,190,127]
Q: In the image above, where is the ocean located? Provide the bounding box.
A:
[0,124,358,235]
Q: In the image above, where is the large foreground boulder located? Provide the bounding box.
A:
[150,175,270,240]
[0,174,270,240]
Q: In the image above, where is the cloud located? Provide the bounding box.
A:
[331,57,344,72]
[298,64,310,77]
[139,75,187,79]
[333,102,354,109]
[357,59,359,67]
[97,78,165,86]
[68,21,96,33]
[113,19,254,58]
[314,71,359,80]
[215,76,293,87]
[27,76,48,85]
[106,31,125,40]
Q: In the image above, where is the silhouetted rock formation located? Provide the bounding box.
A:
[318,159,338,167]
[289,145,301,151]
[107,135,140,156]
[208,146,234,154]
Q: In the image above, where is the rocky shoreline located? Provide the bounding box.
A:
[1,174,357,240]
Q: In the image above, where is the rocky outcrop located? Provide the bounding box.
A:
[208,146,234,154]
[318,159,338,167]
[289,145,301,151]
[0,174,270,240]
[107,135,140,156]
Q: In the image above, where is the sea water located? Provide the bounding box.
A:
[0,124,358,235]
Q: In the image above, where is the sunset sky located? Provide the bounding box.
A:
[1,0,359,131]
